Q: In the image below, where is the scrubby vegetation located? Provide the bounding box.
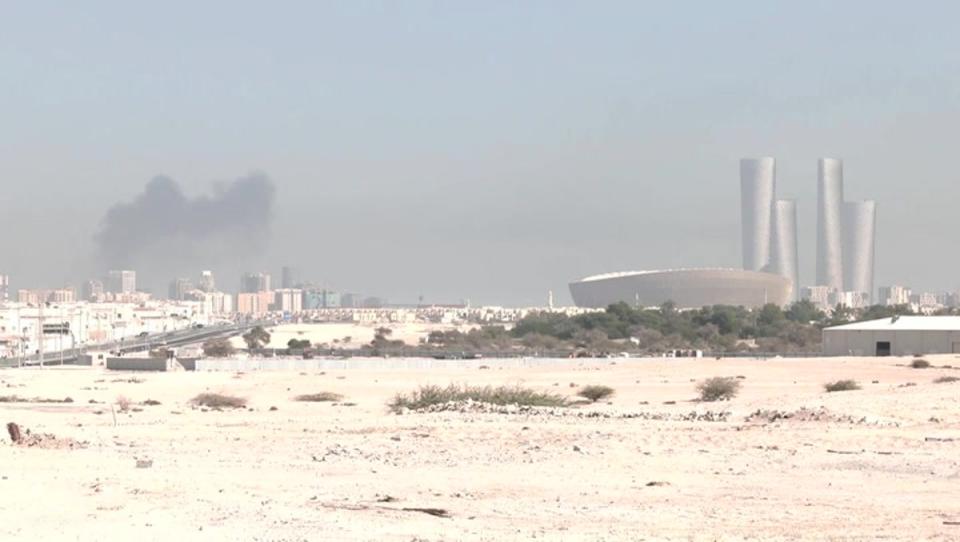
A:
[202,338,236,358]
[696,377,741,402]
[287,339,312,349]
[190,393,247,409]
[577,385,616,403]
[388,384,568,413]
[242,326,271,350]
[910,359,931,369]
[294,392,343,402]
[296,301,924,358]
[423,301,909,356]
[824,380,861,392]
[934,376,960,384]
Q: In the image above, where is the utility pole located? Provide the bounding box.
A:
[37,292,45,369]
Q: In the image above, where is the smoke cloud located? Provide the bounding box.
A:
[94,172,276,270]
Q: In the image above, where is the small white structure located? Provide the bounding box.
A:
[823,316,960,356]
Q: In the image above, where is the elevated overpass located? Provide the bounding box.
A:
[4,321,269,368]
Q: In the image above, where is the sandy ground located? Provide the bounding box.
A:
[0,355,959,541]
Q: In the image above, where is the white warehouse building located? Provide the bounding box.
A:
[823,316,960,356]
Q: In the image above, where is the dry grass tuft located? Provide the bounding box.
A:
[294,392,344,402]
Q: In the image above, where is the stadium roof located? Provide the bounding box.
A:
[577,268,751,283]
[825,316,960,332]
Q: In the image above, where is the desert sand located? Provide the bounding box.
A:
[0,355,958,541]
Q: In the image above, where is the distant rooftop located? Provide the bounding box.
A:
[825,316,960,332]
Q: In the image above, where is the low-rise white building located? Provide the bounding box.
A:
[823,316,960,356]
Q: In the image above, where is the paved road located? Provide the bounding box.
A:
[3,321,267,368]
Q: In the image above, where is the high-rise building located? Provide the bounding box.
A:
[281,266,296,289]
[47,288,76,303]
[842,200,877,301]
[340,293,363,308]
[801,285,833,311]
[240,272,271,293]
[739,158,799,299]
[769,199,800,301]
[273,288,303,313]
[82,280,104,302]
[169,278,193,301]
[878,285,911,306]
[106,270,137,294]
[199,270,216,292]
[237,292,268,316]
[816,158,845,291]
[739,158,776,272]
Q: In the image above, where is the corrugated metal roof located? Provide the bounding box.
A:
[825,316,960,331]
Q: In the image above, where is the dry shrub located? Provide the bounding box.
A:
[696,377,741,402]
[577,385,615,403]
[910,359,931,369]
[294,392,343,402]
[389,384,567,413]
[824,380,860,392]
[190,393,247,409]
[934,376,959,384]
[0,396,72,404]
[116,396,131,412]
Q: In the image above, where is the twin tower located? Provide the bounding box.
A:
[740,158,876,302]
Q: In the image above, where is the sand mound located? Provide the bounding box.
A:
[6,422,86,450]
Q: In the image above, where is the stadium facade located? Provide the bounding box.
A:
[569,269,791,309]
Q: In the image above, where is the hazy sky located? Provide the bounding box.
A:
[2,1,959,305]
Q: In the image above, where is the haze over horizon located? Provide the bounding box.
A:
[2,2,959,305]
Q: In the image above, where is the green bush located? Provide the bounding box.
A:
[824,380,860,392]
[696,377,741,402]
[577,385,615,402]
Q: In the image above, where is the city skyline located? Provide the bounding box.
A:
[3,3,960,304]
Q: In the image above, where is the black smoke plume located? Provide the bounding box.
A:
[94,172,276,269]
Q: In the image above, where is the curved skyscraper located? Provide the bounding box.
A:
[740,158,776,271]
[770,199,800,301]
[842,200,877,300]
[816,158,844,291]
